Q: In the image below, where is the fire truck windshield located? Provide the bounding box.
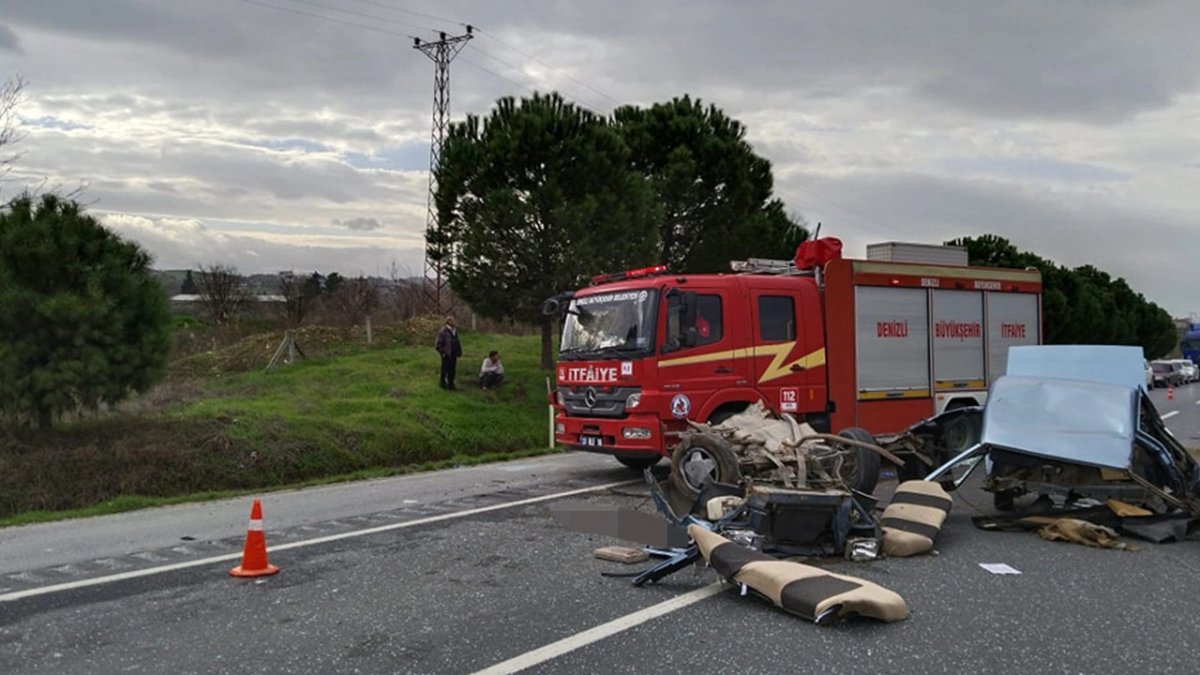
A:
[560,289,658,359]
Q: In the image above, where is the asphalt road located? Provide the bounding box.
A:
[3,385,1200,674]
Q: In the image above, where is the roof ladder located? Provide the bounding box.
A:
[729,258,815,276]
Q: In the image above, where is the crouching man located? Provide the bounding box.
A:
[480,350,505,390]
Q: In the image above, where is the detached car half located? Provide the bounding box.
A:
[926,345,1200,515]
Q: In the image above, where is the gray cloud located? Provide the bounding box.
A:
[783,170,1196,316]
[0,23,20,52]
[3,0,1198,318]
[333,216,383,231]
[98,212,423,279]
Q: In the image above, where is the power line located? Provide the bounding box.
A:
[233,0,409,37]
[475,27,623,106]
[276,0,436,33]
[230,0,599,109]
[344,0,462,28]
[467,46,609,111]
[458,56,540,96]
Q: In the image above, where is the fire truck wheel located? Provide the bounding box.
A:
[616,456,661,471]
[835,427,882,495]
[670,434,741,499]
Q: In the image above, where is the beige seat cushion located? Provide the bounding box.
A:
[880,480,952,557]
[689,525,909,624]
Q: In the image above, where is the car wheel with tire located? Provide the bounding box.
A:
[833,427,882,495]
[669,433,741,500]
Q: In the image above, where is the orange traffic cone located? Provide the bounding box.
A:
[1167,385,1175,401]
[230,499,279,577]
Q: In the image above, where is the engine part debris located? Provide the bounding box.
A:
[669,402,898,501]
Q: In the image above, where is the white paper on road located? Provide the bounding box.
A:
[979,563,1022,575]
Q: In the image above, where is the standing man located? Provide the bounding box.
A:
[435,316,462,390]
[480,350,505,390]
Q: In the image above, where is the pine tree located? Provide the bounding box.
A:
[0,193,172,428]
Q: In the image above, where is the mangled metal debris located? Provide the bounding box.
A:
[670,401,903,499]
[551,344,1200,627]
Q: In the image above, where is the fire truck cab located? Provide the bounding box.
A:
[548,243,1043,469]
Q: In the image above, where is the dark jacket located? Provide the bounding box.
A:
[435,325,462,358]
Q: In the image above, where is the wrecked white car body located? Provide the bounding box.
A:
[927,345,1200,515]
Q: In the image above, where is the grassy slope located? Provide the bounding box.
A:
[0,328,556,522]
[180,330,552,474]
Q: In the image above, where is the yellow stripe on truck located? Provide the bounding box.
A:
[658,343,826,385]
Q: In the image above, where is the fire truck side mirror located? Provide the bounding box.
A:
[542,291,575,316]
[662,289,698,353]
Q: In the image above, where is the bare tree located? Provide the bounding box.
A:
[389,261,423,320]
[276,271,314,328]
[196,264,246,325]
[1,76,28,180]
[332,276,380,326]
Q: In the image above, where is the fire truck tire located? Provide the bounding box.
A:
[670,434,741,500]
[835,427,882,495]
[616,456,661,471]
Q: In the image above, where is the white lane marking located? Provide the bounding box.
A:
[0,479,639,603]
[1162,411,1179,419]
[472,582,727,675]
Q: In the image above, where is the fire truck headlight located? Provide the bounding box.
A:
[556,391,565,406]
[625,393,641,409]
[622,427,652,440]
[555,422,565,434]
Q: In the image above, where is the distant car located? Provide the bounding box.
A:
[1177,360,1199,383]
[1170,359,1197,383]
[1145,360,1154,389]
[1151,361,1183,388]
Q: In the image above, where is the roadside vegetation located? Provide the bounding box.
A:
[0,318,555,522]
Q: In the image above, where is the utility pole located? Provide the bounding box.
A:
[414,26,473,315]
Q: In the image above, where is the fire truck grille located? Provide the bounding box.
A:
[558,386,641,418]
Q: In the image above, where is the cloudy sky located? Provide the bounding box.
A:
[1,1,1197,316]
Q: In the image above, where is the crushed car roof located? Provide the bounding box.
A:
[984,375,1138,469]
[984,345,1150,470]
[1006,344,1147,391]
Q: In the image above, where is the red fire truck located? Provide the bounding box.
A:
[545,241,1042,471]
